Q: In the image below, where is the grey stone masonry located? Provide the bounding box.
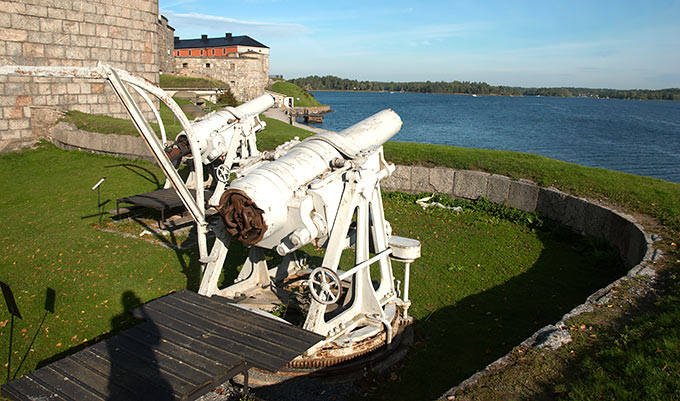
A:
[382,164,411,192]
[454,170,489,200]
[376,163,649,270]
[487,174,510,204]
[174,54,269,102]
[157,15,175,74]
[411,166,432,193]
[507,179,539,211]
[0,0,159,147]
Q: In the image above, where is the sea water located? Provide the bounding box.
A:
[310,91,680,183]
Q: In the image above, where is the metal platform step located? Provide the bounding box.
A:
[2,290,324,401]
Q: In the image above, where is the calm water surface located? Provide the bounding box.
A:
[310,91,680,183]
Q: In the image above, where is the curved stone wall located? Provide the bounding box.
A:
[382,165,654,269]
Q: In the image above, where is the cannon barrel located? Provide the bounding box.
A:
[218,109,402,245]
[172,93,274,164]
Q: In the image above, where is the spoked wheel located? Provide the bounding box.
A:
[308,267,342,305]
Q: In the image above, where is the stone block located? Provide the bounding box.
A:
[536,187,567,222]
[562,195,587,233]
[507,179,539,212]
[47,7,66,19]
[454,170,489,200]
[66,83,81,94]
[487,174,510,204]
[5,83,24,96]
[1,27,27,42]
[44,45,66,59]
[40,18,62,33]
[411,166,430,193]
[429,167,454,196]
[80,22,96,36]
[9,119,29,130]
[382,164,411,192]
[25,4,48,17]
[11,14,40,31]
[0,12,11,28]
[583,203,612,239]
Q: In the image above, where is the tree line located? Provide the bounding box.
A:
[289,75,680,101]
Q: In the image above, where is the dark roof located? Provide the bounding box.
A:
[174,34,268,49]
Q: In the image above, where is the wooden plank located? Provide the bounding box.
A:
[142,291,323,345]
[136,304,287,372]
[143,300,293,368]
[50,357,137,401]
[133,319,246,371]
[177,290,314,339]
[97,330,212,389]
[30,366,104,401]
[87,339,199,397]
[160,293,318,354]
[71,348,181,401]
[121,324,228,378]
[182,291,323,344]
[2,375,68,401]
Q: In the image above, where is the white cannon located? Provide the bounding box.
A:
[163,93,274,207]
[0,64,421,367]
[199,110,422,366]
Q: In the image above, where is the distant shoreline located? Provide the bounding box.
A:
[309,89,679,101]
[292,76,680,101]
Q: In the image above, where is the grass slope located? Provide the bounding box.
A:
[270,81,323,107]
[62,98,196,140]
[159,73,229,89]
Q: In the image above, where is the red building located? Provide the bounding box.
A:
[174,33,269,58]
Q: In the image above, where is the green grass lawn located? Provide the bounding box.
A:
[269,81,323,107]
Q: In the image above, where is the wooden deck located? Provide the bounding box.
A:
[2,290,324,401]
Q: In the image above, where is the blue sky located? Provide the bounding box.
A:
[160,0,680,89]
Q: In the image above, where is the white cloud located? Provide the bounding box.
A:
[162,10,310,38]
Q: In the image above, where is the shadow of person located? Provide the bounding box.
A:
[107,291,174,401]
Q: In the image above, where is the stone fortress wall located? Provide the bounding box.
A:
[0,0,160,150]
[174,54,269,102]
[157,14,175,74]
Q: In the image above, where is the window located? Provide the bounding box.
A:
[211,49,215,55]
[205,63,211,68]
[200,49,204,56]
[222,48,226,55]
[188,50,192,56]
[182,63,188,68]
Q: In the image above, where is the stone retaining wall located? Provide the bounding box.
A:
[50,122,154,161]
[383,165,651,269]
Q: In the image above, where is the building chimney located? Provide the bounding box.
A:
[201,34,208,41]
[174,36,179,43]
[225,33,232,40]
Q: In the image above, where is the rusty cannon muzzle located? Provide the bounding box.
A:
[219,189,267,244]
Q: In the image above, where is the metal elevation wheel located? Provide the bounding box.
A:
[308,267,342,305]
